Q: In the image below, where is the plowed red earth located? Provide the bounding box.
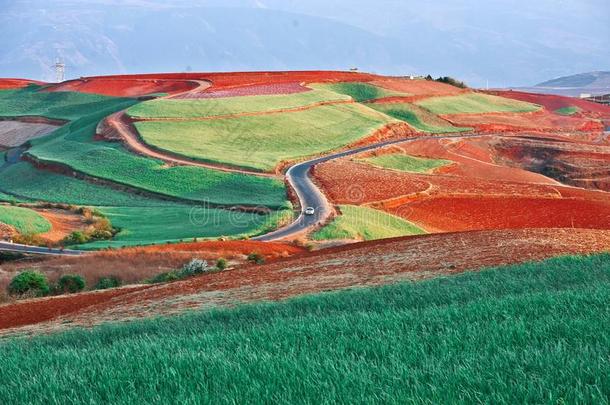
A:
[390,196,610,232]
[489,90,610,118]
[46,71,379,97]
[44,78,200,97]
[442,110,604,134]
[2,229,609,335]
[174,82,311,99]
[0,79,42,89]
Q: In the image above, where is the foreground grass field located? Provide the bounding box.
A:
[127,88,350,118]
[136,103,394,171]
[416,93,541,115]
[1,254,609,403]
[361,153,453,173]
[311,82,409,102]
[368,102,472,133]
[313,204,424,240]
[0,205,50,235]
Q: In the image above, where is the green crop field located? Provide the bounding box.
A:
[127,88,349,119]
[312,204,424,240]
[1,254,609,403]
[362,153,452,173]
[311,82,409,102]
[84,206,291,249]
[27,113,287,208]
[135,103,394,171]
[0,205,50,235]
[0,86,134,121]
[555,106,581,115]
[416,93,541,115]
[0,162,174,207]
[368,102,472,133]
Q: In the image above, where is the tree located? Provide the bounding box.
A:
[9,271,50,297]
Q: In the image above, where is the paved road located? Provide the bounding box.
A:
[0,242,84,256]
[254,133,481,241]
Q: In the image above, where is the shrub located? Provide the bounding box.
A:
[94,276,122,290]
[148,271,181,284]
[435,76,468,88]
[180,259,211,277]
[247,252,265,265]
[63,231,89,245]
[57,274,86,294]
[8,271,50,297]
[216,258,227,270]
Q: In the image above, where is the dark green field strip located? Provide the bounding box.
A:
[1,254,609,403]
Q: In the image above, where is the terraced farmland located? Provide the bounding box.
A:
[127,88,349,119]
[312,204,424,241]
[416,93,541,115]
[135,103,394,171]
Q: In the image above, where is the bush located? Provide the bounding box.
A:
[94,276,122,290]
[8,271,50,297]
[63,231,89,245]
[57,274,86,294]
[216,258,227,270]
[148,271,181,284]
[247,252,265,265]
[435,76,467,88]
[180,259,211,277]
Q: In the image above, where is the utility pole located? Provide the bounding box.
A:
[54,58,65,83]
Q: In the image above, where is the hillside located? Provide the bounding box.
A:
[1,253,610,403]
[514,71,610,97]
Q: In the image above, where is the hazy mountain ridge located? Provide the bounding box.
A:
[1,0,608,87]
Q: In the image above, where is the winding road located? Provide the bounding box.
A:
[255,133,481,241]
[0,242,83,256]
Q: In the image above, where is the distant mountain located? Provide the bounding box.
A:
[513,72,610,97]
[1,0,609,87]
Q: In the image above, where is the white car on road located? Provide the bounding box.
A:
[304,207,316,215]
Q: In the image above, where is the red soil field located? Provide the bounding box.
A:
[2,228,609,335]
[489,90,610,118]
[313,158,562,206]
[0,78,43,90]
[442,110,604,134]
[391,196,610,232]
[44,78,200,97]
[44,71,379,97]
[174,82,311,99]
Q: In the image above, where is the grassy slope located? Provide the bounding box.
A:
[362,153,452,173]
[368,102,471,133]
[555,106,581,115]
[127,88,350,118]
[0,205,51,234]
[311,82,409,102]
[0,162,282,247]
[0,86,287,209]
[416,93,541,115]
[1,254,609,403]
[312,204,424,241]
[136,104,394,171]
[85,206,291,249]
[27,112,287,208]
[0,86,129,121]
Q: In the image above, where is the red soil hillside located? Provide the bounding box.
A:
[0,78,43,89]
[44,71,379,97]
[2,228,609,335]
